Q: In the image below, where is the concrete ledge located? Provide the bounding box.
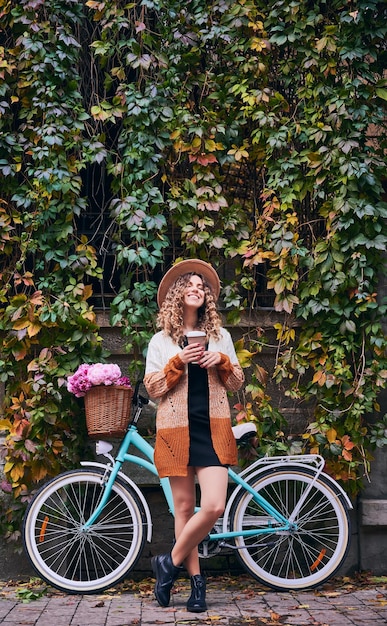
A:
[360,499,387,526]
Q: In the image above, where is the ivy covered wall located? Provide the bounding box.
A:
[0,0,386,539]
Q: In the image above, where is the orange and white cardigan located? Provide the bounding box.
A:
[144,329,244,478]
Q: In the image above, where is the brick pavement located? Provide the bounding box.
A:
[0,576,386,626]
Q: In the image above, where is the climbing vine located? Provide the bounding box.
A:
[0,0,386,540]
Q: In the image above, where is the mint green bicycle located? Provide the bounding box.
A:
[23,383,352,594]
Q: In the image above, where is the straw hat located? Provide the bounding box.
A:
[157,259,220,307]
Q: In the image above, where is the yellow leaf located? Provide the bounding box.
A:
[30,462,49,483]
[90,106,111,121]
[4,461,14,474]
[236,348,255,368]
[191,136,201,149]
[312,370,326,386]
[316,36,327,52]
[234,338,245,351]
[82,284,93,300]
[204,139,217,152]
[27,322,42,338]
[326,428,337,443]
[0,418,12,431]
[12,318,30,331]
[83,310,96,322]
[10,463,25,482]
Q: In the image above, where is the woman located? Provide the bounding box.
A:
[144,259,244,612]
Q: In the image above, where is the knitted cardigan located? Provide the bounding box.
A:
[144,328,244,478]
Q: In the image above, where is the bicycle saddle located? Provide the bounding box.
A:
[232,423,257,443]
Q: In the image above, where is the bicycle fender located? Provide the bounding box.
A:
[222,464,353,533]
[80,461,152,542]
[313,470,353,509]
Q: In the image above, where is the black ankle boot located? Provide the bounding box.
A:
[187,574,207,613]
[151,553,181,607]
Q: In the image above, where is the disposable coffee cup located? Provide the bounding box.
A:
[186,331,207,348]
[186,331,207,364]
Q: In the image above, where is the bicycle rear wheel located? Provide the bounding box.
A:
[23,469,147,593]
[229,466,351,590]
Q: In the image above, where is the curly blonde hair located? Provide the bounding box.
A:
[157,272,221,345]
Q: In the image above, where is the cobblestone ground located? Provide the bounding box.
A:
[0,574,386,626]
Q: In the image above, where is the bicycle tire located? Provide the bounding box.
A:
[229,466,351,590]
[23,468,147,594]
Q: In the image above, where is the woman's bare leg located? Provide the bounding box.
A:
[169,469,199,574]
[171,466,228,575]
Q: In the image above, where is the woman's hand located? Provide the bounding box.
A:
[180,345,221,368]
[198,350,221,369]
[180,342,205,364]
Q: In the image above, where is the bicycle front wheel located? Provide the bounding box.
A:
[229,466,351,590]
[23,469,147,593]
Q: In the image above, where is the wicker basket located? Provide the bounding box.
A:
[84,385,133,438]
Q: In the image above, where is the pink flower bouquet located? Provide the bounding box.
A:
[67,363,131,398]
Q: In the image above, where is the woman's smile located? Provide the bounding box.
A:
[184,276,205,307]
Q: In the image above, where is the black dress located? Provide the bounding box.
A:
[187,362,223,467]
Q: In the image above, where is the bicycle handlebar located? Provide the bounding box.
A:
[132,379,157,415]
[132,379,143,406]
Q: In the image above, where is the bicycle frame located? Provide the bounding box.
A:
[80,418,338,544]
